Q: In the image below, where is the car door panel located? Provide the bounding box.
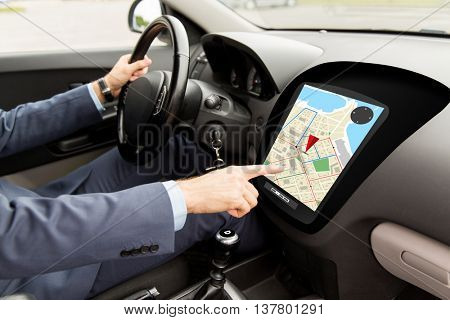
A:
[0,45,176,180]
[0,46,174,109]
[3,147,111,189]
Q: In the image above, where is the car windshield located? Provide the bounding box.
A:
[218,0,450,35]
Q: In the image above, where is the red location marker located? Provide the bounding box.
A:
[304,135,319,153]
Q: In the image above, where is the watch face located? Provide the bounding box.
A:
[105,92,115,102]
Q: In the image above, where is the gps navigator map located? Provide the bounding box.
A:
[265,84,385,211]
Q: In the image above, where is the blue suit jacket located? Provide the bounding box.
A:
[0,86,175,299]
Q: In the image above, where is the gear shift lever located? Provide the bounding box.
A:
[210,229,240,287]
[194,229,240,299]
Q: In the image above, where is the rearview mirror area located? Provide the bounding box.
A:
[128,0,163,33]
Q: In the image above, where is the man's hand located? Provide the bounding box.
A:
[177,165,283,218]
[92,54,152,103]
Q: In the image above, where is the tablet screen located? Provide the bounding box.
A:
[264,84,386,211]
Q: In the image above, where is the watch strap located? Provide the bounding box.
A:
[98,77,115,103]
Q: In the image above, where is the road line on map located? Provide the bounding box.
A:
[303,155,335,164]
[280,107,317,131]
[327,137,344,170]
[296,112,318,147]
[277,136,297,147]
[275,172,306,181]
[298,151,318,203]
[269,154,300,164]
[309,174,340,183]
[314,145,321,159]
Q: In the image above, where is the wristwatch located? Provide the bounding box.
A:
[98,77,115,103]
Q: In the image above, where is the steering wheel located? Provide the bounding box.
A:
[117,15,190,163]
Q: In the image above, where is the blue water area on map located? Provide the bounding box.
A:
[347,103,383,153]
[297,85,384,154]
[298,85,346,112]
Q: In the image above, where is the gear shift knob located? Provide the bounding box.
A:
[215,229,239,248]
[214,229,240,267]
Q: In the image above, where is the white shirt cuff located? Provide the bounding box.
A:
[87,83,106,115]
[162,180,188,232]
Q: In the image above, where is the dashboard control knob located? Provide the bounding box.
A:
[205,95,222,109]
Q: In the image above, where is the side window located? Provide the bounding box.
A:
[0,0,163,54]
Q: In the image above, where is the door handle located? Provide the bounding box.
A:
[55,134,92,153]
[48,118,117,156]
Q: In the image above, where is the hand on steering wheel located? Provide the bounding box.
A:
[117,15,190,163]
[106,54,152,97]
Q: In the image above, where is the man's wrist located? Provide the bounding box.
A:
[103,74,120,98]
[162,181,188,232]
[91,74,120,104]
[177,180,195,214]
[176,181,192,213]
[91,80,106,104]
[98,78,115,102]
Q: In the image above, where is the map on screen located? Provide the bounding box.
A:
[265,85,385,211]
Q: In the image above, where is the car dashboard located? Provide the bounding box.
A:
[194,31,449,232]
[201,35,277,100]
[189,30,450,298]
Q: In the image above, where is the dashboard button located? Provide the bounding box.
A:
[204,95,222,109]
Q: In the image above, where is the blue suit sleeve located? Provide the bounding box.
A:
[0,182,175,279]
[0,85,102,158]
[87,83,106,115]
[162,180,188,232]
